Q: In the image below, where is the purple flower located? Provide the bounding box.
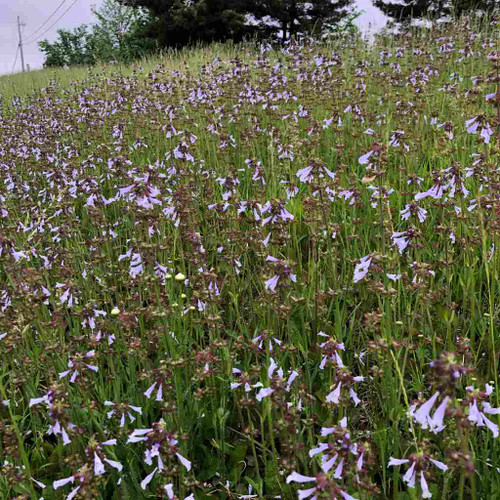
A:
[286,370,299,391]
[389,455,447,498]
[467,385,500,437]
[326,377,364,406]
[144,381,164,401]
[358,150,373,165]
[480,123,493,143]
[286,471,356,499]
[296,166,314,183]
[104,401,142,427]
[256,387,274,401]
[127,428,152,443]
[129,253,144,278]
[388,457,409,466]
[415,183,444,201]
[427,396,449,434]
[321,416,348,437]
[140,467,158,490]
[401,203,427,223]
[386,273,402,282]
[429,458,448,471]
[326,382,342,404]
[286,472,317,484]
[353,255,372,283]
[410,391,440,428]
[264,275,280,291]
[318,333,345,369]
[262,233,271,246]
[466,116,479,134]
[391,232,410,254]
[421,471,431,498]
[56,283,79,307]
[466,116,494,143]
[165,483,175,499]
[94,449,123,476]
[59,351,98,383]
[53,476,75,490]
[252,333,282,351]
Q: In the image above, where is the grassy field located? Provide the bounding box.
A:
[0,43,241,102]
[0,16,499,500]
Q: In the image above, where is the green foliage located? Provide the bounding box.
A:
[38,25,97,67]
[250,0,355,41]
[374,0,498,22]
[118,0,251,47]
[118,0,355,46]
[38,0,157,67]
[1,13,500,500]
[90,0,158,62]
[155,0,250,47]
[321,9,362,41]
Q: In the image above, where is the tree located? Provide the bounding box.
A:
[117,0,354,46]
[250,0,354,41]
[90,0,157,61]
[117,0,251,47]
[39,25,97,67]
[39,0,157,67]
[373,0,498,23]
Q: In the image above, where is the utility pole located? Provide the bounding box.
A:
[17,16,26,72]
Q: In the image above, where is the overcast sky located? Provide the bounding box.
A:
[0,0,386,76]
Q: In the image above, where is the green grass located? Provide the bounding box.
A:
[0,42,243,102]
[0,15,499,500]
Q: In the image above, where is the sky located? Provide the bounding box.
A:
[0,0,387,76]
[0,0,103,75]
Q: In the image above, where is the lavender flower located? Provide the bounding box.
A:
[409,392,449,433]
[400,203,427,223]
[127,420,191,490]
[325,374,364,406]
[59,350,98,383]
[465,115,494,143]
[389,454,447,498]
[353,256,372,283]
[286,471,357,499]
[466,384,500,437]
[104,401,142,427]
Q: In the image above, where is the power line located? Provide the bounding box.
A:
[23,0,69,43]
[25,0,77,45]
[25,0,79,46]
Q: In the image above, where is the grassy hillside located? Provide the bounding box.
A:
[0,16,499,500]
[0,43,241,102]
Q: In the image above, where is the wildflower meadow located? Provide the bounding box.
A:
[0,15,499,500]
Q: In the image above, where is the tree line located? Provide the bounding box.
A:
[39,0,496,67]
